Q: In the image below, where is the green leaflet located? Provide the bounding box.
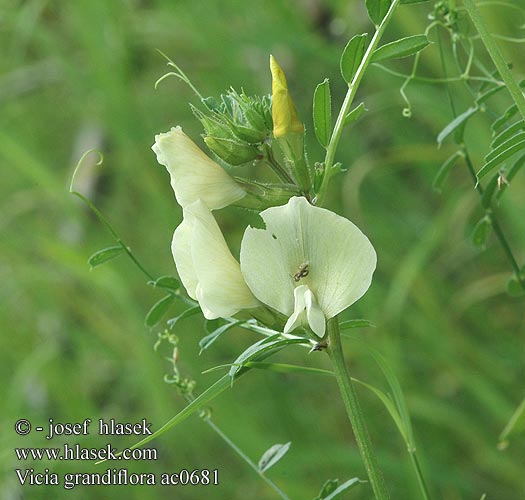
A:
[365,0,391,26]
[167,305,201,330]
[491,120,525,149]
[101,373,233,462]
[485,131,525,163]
[106,336,306,462]
[477,140,525,180]
[258,442,291,472]
[229,336,307,380]
[437,106,478,146]
[339,318,376,329]
[313,79,332,148]
[340,34,367,84]
[314,478,362,500]
[371,34,430,63]
[491,104,518,133]
[148,275,180,293]
[145,294,175,327]
[476,84,506,105]
[432,151,463,193]
[88,245,124,269]
[199,320,243,353]
[471,215,492,248]
[343,102,366,126]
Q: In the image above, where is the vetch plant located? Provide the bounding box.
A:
[146,48,404,498]
[71,8,429,499]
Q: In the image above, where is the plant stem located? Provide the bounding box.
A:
[264,143,296,185]
[326,318,390,500]
[71,190,156,281]
[183,388,292,500]
[409,451,431,500]
[316,0,401,206]
[202,416,292,500]
[435,27,524,289]
[462,0,525,121]
[463,150,524,285]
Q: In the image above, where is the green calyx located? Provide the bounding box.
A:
[193,89,273,166]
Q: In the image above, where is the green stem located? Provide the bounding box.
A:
[409,451,431,500]
[264,144,296,185]
[71,190,156,281]
[435,30,524,289]
[316,0,401,206]
[326,318,390,499]
[71,157,198,305]
[202,416,292,500]
[70,150,156,281]
[463,150,524,285]
[462,0,525,121]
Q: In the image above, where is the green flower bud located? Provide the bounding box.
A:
[203,136,260,165]
[191,90,274,166]
[191,105,234,140]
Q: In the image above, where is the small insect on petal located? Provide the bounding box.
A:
[293,262,310,282]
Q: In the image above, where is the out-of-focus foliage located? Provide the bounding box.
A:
[1,0,524,499]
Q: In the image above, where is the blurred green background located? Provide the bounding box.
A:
[1,0,524,498]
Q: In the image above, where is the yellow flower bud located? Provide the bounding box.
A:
[270,55,304,138]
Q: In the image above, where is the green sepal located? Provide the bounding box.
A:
[204,136,260,165]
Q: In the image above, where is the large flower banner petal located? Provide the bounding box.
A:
[240,196,376,335]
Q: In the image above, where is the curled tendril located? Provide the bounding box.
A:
[154,49,204,100]
[69,149,104,194]
[154,329,179,352]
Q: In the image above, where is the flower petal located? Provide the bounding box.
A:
[185,200,259,319]
[283,285,308,334]
[283,285,326,338]
[270,56,304,138]
[304,288,326,337]
[152,126,246,209]
[240,196,376,319]
[171,217,198,300]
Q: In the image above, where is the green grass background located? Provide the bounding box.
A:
[1,0,524,498]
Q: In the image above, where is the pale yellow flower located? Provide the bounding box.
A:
[152,126,246,210]
[172,199,259,319]
[173,197,376,335]
[240,197,377,337]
